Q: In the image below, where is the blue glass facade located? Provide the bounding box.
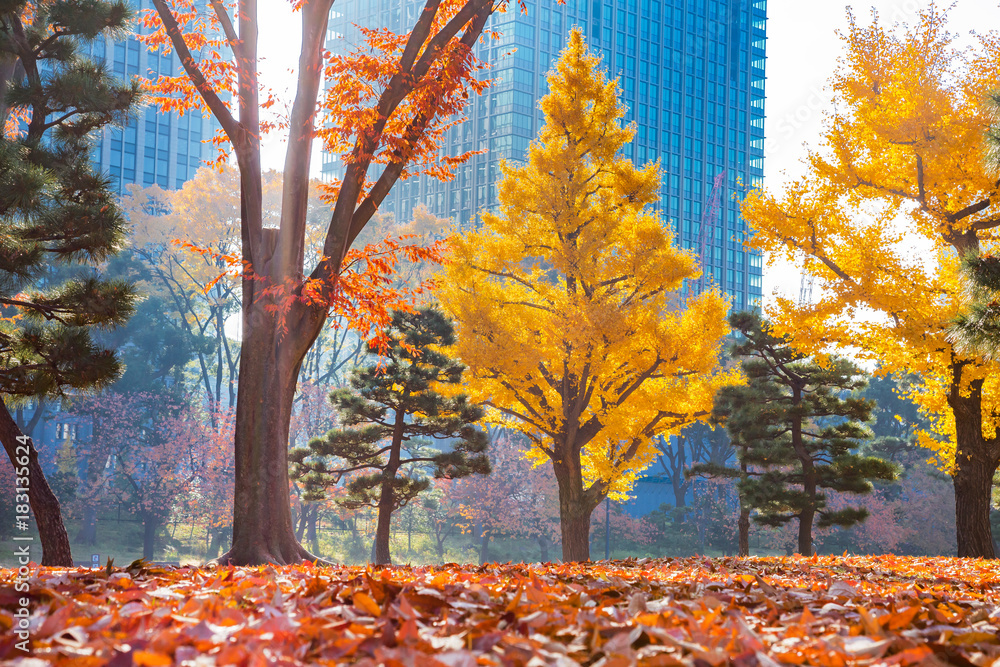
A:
[324,0,765,308]
[84,0,218,193]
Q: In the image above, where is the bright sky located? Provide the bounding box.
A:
[760,0,1000,303]
[256,0,1000,306]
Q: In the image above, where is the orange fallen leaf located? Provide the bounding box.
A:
[353,591,381,617]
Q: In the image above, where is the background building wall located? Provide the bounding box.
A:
[323,0,765,309]
[83,0,219,193]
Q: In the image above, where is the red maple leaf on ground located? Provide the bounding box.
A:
[5,555,1000,665]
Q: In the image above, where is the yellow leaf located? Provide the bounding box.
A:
[353,591,381,617]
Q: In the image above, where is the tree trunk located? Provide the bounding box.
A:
[738,506,750,557]
[553,453,602,562]
[373,482,394,565]
[373,411,406,566]
[0,400,72,566]
[214,287,326,566]
[947,365,1000,558]
[479,529,491,564]
[797,505,814,557]
[789,384,816,557]
[538,533,549,562]
[560,505,592,562]
[143,513,158,561]
[374,472,395,565]
[949,372,1000,558]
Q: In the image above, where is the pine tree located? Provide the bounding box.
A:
[694,311,898,557]
[1,0,141,565]
[289,307,490,565]
[952,251,1000,359]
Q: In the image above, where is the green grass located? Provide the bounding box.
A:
[2,514,703,567]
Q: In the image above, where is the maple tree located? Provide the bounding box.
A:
[142,0,508,565]
[451,428,561,563]
[168,404,236,559]
[0,0,142,566]
[438,29,737,562]
[290,307,490,565]
[694,311,897,557]
[589,501,657,555]
[124,168,363,408]
[741,6,1000,558]
[65,392,204,559]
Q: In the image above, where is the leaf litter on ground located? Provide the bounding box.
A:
[4,555,1000,666]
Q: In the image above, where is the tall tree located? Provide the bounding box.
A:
[0,0,141,565]
[741,7,1000,557]
[695,311,898,557]
[144,0,504,565]
[438,29,737,562]
[289,307,490,565]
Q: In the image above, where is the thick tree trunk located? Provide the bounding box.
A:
[949,372,1000,558]
[214,291,326,566]
[560,506,592,562]
[553,447,605,562]
[0,400,72,566]
[797,505,815,557]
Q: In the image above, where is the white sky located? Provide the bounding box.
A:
[759,0,1000,303]
[255,0,1000,306]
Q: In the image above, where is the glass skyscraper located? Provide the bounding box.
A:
[324,0,765,309]
[83,0,218,193]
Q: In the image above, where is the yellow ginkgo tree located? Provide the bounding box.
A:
[438,29,738,562]
[742,7,1000,557]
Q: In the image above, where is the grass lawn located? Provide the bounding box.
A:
[6,555,999,665]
